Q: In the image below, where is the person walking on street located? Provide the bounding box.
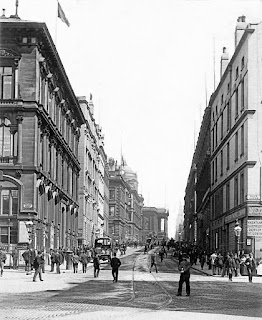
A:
[79,251,89,273]
[149,251,158,273]
[54,249,63,274]
[33,251,45,282]
[200,252,206,270]
[245,253,257,283]
[22,248,32,275]
[72,252,79,273]
[159,247,165,262]
[111,252,121,282]
[0,248,7,277]
[93,253,100,278]
[225,253,235,281]
[210,251,217,275]
[12,247,19,270]
[177,254,191,297]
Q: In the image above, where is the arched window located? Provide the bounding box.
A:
[0,117,17,161]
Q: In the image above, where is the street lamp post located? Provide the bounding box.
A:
[234,220,242,257]
[25,220,33,275]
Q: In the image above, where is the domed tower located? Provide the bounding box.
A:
[121,162,138,191]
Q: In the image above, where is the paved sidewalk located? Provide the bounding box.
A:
[190,261,262,283]
[0,246,142,294]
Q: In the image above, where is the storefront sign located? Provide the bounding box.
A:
[248,207,262,216]
[225,209,246,223]
[247,220,262,236]
[246,194,260,200]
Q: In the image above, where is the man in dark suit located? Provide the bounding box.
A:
[111,252,121,282]
[177,254,191,296]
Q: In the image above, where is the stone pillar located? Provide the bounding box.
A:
[16,115,23,163]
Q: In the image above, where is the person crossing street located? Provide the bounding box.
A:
[111,252,121,282]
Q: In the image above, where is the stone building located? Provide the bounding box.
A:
[108,158,143,244]
[184,106,211,250]
[77,96,108,246]
[210,16,262,258]
[141,206,169,244]
[0,14,85,259]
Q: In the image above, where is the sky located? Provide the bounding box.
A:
[2,0,262,237]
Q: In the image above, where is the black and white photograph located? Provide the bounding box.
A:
[0,0,262,319]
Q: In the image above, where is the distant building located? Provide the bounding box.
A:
[77,96,108,246]
[0,14,85,255]
[108,158,143,244]
[184,106,211,250]
[141,207,169,244]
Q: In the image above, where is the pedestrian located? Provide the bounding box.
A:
[79,251,89,273]
[50,249,55,272]
[111,252,121,282]
[176,254,191,297]
[144,244,148,254]
[32,251,45,282]
[245,253,257,283]
[12,247,19,269]
[210,251,217,275]
[93,253,100,278]
[234,253,240,277]
[225,253,235,281]
[216,252,223,275]
[257,257,262,276]
[149,251,158,273]
[71,252,79,273]
[159,247,165,262]
[200,252,206,270]
[0,248,7,277]
[54,249,63,274]
[22,247,32,275]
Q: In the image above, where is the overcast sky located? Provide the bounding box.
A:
[2,0,262,237]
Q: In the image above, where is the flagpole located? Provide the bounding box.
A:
[55,0,58,46]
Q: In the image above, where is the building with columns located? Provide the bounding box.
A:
[141,207,169,244]
[77,96,108,246]
[0,14,85,258]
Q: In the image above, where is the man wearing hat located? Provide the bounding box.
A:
[177,254,191,296]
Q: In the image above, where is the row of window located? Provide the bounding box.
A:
[212,171,245,218]
[212,76,245,152]
[212,124,244,184]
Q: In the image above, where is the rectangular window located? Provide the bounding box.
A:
[220,150,223,176]
[215,157,217,181]
[240,172,244,203]
[212,129,214,152]
[241,125,244,156]
[226,183,230,211]
[109,206,115,216]
[10,226,18,244]
[227,103,231,130]
[221,112,223,140]
[0,67,13,99]
[215,124,217,148]
[11,190,18,215]
[227,142,230,169]
[0,226,8,244]
[234,176,239,207]
[235,131,238,161]
[109,189,115,200]
[235,88,239,119]
[241,79,244,110]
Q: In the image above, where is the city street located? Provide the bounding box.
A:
[1,248,262,320]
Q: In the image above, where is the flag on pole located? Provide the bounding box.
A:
[58,1,70,27]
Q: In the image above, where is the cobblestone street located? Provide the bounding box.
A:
[1,249,262,320]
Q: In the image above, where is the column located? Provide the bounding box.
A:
[16,115,23,164]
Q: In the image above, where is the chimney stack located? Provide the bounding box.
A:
[220,47,229,78]
[235,16,247,48]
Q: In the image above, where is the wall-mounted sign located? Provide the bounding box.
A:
[246,239,252,246]
[247,220,262,237]
[225,208,246,223]
[248,207,262,216]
